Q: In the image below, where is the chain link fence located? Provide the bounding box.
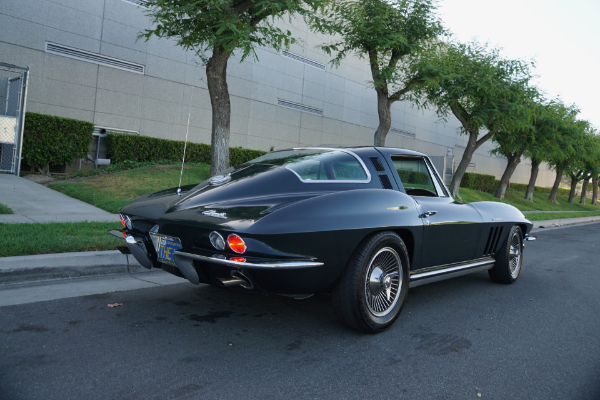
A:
[0,62,29,175]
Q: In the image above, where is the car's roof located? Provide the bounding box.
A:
[291,145,427,157]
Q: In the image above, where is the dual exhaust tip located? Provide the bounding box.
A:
[216,271,254,290]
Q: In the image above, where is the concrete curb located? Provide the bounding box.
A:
[531,216,600,229]
[0,250,145,286]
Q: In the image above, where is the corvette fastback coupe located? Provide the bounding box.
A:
[109,146,534,333]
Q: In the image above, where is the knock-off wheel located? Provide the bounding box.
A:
[489,225,523,284]
[333,232,409,333]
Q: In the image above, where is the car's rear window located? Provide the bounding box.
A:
[248,149,369,182]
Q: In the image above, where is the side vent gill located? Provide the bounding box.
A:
[378,174,393,190]
[483,226,504,256]
[45,43,145,74]
[369,157,385,172]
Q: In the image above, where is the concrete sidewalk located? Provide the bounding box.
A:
[0,173,119,223]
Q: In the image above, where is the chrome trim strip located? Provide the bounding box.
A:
[410,258,495,281]
[409,264,493,288]
[107,229,126,241]
[288,147,372,183]
[174,251,323,269]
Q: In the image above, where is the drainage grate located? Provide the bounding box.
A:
[121,0,149,6]
[277,99,323,116]
[45,43,145,74]
[378,174,393,189]
[390,128,415,138]
[369,157,385,172]
[281,51,326,70]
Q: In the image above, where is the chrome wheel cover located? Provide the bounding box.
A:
[364,247,402,317]
[509,231,522,279]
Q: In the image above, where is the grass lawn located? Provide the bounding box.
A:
[524,211,600,221]
[458,187,599,212]
[0,221,123,257]
[49,164,211,214]
[0,203,13,214]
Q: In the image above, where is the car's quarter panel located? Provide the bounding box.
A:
[251,189,424,274]
[467,201,533,258]
[413,197,484,268]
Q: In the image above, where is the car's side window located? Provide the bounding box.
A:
[391,156,439,197]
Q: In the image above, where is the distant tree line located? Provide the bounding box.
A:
[141,0,599,205]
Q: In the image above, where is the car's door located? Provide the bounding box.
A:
[383,154,483,269]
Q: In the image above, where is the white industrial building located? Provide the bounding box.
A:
[0,0,556,186]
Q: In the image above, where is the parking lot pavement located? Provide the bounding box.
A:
[0,223,599,400]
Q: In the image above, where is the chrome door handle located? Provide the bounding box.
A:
[420,211,437,218]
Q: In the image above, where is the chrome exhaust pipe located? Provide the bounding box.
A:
[216,270,254,289]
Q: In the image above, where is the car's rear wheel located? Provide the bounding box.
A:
[332,231,409,333]
[488,225,523,284]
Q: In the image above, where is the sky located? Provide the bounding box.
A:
[438,0,600,130]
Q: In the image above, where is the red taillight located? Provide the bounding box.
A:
[227,234,246,254]
[230,257,246,263]
[122,232,127,237]
[120,214,126,228]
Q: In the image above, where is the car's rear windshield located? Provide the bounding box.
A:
[248,149,369,182]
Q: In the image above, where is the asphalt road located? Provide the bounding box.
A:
[1,224,599,400]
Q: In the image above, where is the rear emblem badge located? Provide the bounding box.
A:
[202,210,228,219]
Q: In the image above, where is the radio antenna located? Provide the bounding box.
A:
[177,92,193,196]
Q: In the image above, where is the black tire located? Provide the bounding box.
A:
[332,231,409,334]
[488,225,523,284]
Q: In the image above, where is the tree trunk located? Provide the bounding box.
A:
[373,91,392,146]
[206,46,231,177]
[580,177,589,204]
[449,132,478,199]
[495,151,523,199]
[525,158,540,201]
[37,164,50,176]
[548,169,563,203]
[568,175,578,204]
[592,177,598,206]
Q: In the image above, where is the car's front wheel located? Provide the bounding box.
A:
[332,231,409,333]
[489,225,523,284]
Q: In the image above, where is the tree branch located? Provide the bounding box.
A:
[475,126,499,149]
[367,48,387,95]
[388,76,421,103]
[233,0,255,15]
[450,104,474,134]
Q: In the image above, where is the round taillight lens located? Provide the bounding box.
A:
[227,234,246,254]
[209,231,225,251]
[119,214,126,228]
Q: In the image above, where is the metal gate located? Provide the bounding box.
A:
[0,62,29,175]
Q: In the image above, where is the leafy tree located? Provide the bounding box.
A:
[546,110,588,203]
[412,41,535,198]
[523,100,569,201]
[578,131,600,205]
[490,93,542,199]
[310,0,445,146]
[142,0,326,176]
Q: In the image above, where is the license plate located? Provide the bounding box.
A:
[150,234,182,266]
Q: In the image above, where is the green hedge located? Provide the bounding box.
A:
[105,133,267,166]
[509,182,571,196]
[397,170,429,185]
[461,171,570,195]
[460,172,497,192]
[22,112,94,172]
